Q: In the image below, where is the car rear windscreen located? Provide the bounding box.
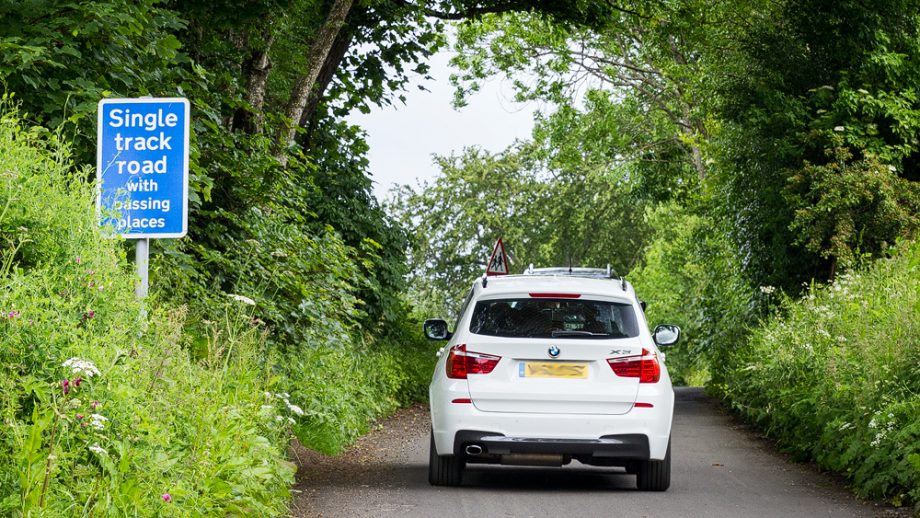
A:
[469,298,639,339]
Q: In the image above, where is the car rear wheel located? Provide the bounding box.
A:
[636,438,671,491]
[428,430,464,486]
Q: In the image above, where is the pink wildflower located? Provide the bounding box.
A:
[91,400,100,409]
[62,379,70,395]
[74,377,82,388]
[7,310,19,319]
[76,413,84,420]
[75,256,82,264]
[162,493,172,503]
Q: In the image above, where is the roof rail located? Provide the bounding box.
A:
[524,266,615,280]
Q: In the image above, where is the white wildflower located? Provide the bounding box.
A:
[287,417,296,425]
[888,165,897,172]
[287,403,304,416]
[817,329,831,339]
[868,418,877,429]
[275,415,284,422]
[759,285,775,295]
[89,413,107,431]
[836,336,847,343]
[834,126,845,132]
[62,358,101,378]
[275,392,290,400]
[260,405,274,412]
[88,444,108,456]
[871,433,884,447]
[270,250,288,258]
[227,294,256,306]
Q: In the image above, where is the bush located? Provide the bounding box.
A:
[724,240,920,509]
[285,315,437,455]
[0,106,294,516]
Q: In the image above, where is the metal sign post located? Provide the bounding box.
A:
[135,238,149,298]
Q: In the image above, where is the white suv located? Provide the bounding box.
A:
[424,268,680,490]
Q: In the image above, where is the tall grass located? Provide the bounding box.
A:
[724,241,920,509]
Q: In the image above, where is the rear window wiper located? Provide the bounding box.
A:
[551,330,610,337]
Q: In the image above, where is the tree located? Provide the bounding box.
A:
[391,142,650,317]
[711,0,920,284]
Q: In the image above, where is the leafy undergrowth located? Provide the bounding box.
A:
[0,108,295,516]
[285,318,436,455]
[723,241,920,511]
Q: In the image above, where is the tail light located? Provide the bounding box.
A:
[446,344,501,379]
[607,348,661,383]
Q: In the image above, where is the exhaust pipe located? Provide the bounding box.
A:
[464,444,484,456]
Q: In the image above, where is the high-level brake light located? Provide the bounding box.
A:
[607,348,661,383]
[446,344,501,379]
[528,293,582,298]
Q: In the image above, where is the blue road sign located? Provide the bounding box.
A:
[97,98,189,238]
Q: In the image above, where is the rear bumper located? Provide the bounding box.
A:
[430,381,674,460]
[453,430,649,459]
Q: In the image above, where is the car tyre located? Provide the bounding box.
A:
[428,430,464,486]
[636,438,671,491]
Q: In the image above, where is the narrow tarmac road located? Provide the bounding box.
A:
[290,388,904,518]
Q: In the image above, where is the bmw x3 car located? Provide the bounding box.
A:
[424,267,680,490]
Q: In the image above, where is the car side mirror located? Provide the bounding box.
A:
[653,324,680,346]
[423,319,452,341]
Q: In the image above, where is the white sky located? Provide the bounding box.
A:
[347,47,539,203]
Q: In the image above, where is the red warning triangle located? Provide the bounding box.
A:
[486,238,510,276]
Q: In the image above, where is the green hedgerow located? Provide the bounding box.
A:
[724,240,920,510]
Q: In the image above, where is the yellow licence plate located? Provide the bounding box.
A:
[519,362,588,379]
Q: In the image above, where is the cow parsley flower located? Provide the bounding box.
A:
[89,413,107,431]
[227,293,256,306]
[62,358,101,378]
[89,444,108,455]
